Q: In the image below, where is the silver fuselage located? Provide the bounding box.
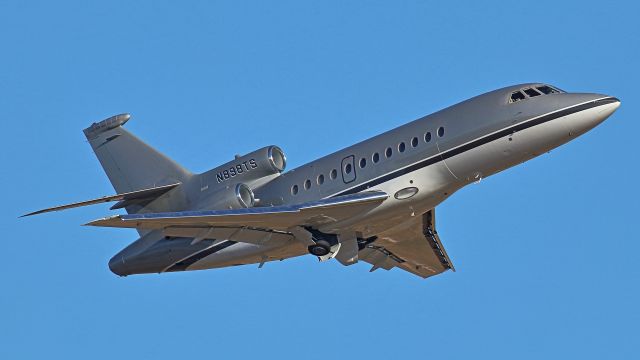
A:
[109,83,620,275]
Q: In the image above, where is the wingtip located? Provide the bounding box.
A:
[20,211,41,218]
[84,215,124,227]
[84,219,105,227]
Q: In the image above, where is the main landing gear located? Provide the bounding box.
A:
[307,240,332,257]
[293,226,359,264]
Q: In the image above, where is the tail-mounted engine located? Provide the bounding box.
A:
[192,146,286,210]
[212,146,286,185]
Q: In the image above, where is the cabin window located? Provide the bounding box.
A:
[330,169,338,179]
[291,185,299,195]
[317,174,324,185]
[425,132,432,142]
[304,179,311,190]
[359,158,367,168]
[398,142,406,153]
[536,85,560,94]
[437,126,445,137]
[372,152,380,163]
[523,88,541,97]
[385,147,393,158]
[345,163,353,174]
[510,91,526,103]
[411,137,419,147]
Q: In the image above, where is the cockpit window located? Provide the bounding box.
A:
[536,85,561,94]
[509,84,564,104]
[523,88,541,97]
[510,91,526,103]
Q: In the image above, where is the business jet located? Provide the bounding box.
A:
[24,83,620,279]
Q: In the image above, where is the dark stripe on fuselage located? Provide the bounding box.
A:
[333,97,619,197]
[162,97,618,272]
[166,240,237,272]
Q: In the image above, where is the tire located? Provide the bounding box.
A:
[308,240,331,256]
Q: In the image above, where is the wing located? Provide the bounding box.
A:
[21,183,181,217]
[86,191,452,279]
[87,191,389,232]
[359,209,455,279]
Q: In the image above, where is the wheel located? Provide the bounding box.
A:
[308,240,331,257]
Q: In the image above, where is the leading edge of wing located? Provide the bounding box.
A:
[86,191,389,229]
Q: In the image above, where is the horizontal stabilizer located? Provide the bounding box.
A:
[86,191,389,231]
[22,183,180,217]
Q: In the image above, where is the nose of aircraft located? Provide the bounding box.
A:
[565,94,620,136]
[594,94,621,117]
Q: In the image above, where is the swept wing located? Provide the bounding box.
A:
[359,210,455,278]
[87,191,389,231]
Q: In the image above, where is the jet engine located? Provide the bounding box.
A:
[192,146,287,210]
[203,182,256,209]
[210,145,286,186]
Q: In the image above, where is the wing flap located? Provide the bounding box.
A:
[22,183,181,217]
[359,209,454,279]
[87,191,389,231]
[360,247,401,272]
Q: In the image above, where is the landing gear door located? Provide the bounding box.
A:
[341,155,356,183]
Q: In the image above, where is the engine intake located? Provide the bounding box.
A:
[268,146,286,172]
[235,183,255,208]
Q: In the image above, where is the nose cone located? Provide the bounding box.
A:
[596,95,621,117]
[564,94,620,136]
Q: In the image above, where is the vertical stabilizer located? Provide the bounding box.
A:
[84,114,192,213]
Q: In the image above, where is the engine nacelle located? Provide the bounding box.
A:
[193,146,286,210]
[203,182,255,209]
[212,145,286,185]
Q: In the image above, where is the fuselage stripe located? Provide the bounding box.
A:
[332,97,618,197]
[166,240,237,272]
[162,97,617,271]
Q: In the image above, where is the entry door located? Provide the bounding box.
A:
[341,155,356,183]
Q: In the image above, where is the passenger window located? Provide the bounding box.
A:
[304,179,311,190]
[523,88,541,97]
[372,152,380,163]
[385,147,393,158]
[291,185,299,195]
[317,174,324,185]
[510,91,526,103]
[425,132,432,142]
[330,169,337,179]
[359,158,366,168]
[437,127,445,137]
[411,137,418,147]
[536,85,559,94]
[345,163,352,174]
[398,142,406,153]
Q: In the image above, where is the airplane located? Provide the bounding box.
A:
[24,83,620,279]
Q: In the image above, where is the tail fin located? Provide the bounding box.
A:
[84,114,192,212]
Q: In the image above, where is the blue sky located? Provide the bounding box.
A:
[1,1,638,359]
